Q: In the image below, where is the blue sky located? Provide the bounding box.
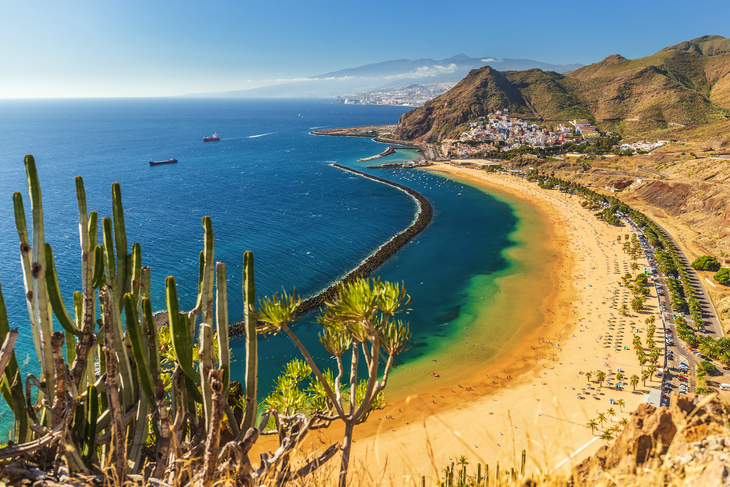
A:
[1,0,728,97]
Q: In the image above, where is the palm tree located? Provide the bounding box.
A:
[611,424,622,435]
[616,399,626,411]
[600,429,614,443]
[641,369,650,386]
[596,412,607,427]
[630,374,639,390]
[586,419,599,434]
[596,371,606,387]
[649,349,660,365]
[647,364,657,380]
[631,261,639,273]
[607,407,616,420]
[619,304,629,316]
[631,296,644,313]
[585,371,593,383]
[645,315,656,326]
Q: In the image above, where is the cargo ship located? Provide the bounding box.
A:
[203,133,220,142]
[149,159,178,166]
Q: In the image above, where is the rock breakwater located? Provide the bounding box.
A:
[228,164,433,337]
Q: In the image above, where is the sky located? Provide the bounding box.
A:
[1,0,729,98]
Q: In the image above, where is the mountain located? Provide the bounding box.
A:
[395,36,730,142]
[185,55,583,98]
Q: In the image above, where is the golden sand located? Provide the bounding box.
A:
[292,163,666,485]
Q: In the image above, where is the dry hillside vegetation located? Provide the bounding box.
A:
[395,35,730,142]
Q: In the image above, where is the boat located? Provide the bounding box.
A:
[149,159,178,166]
[203,133,220,142]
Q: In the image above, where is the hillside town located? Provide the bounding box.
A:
[440,110,582,157]
[440,112,671,158]
[333,82,456,107]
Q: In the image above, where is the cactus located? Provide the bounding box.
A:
[0,282,30,443]
[241,250,257,433]
[198,216,215,426]
[166,276,199,386]
[82,384,98,466]
[13,156,55,405]
[124,293,155,403]
[111,182,128,308]
[101,217,135,408]
[0,158,359,485]
[216,262,230,401]
[45,243,80,335]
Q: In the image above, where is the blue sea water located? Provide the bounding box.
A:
[0,98,518,433]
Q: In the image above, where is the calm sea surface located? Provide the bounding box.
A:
[0,98,521,432]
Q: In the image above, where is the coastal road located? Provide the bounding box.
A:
[628,221,696,399]
[649,220,724,339]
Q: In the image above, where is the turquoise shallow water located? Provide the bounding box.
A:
[0,98,520,433]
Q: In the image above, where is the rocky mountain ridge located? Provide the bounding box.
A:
[395,36,730,142]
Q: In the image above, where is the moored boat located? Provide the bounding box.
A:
[149,159,178,166]
[203,133,220,142]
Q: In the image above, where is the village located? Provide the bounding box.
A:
[439,110,672,159]
[439,110,607,157]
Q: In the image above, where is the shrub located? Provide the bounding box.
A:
[715,268,730,286]
[691,255,721,271]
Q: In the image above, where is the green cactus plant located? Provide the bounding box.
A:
[198,216,216,426]
[0,282,30,444]
[1,157,396,486]
[241,250,257,433]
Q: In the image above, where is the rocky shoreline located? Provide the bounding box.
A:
[228,163,433,337]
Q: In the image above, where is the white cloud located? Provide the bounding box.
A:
[481,58,502,62]
[384,63,459,80]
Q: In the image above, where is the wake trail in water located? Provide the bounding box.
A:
[248,132,277,138]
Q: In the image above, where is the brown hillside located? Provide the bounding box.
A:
[396,36,730,142]
[659,34,730,56]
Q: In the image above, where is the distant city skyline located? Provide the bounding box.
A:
[1,0,728,98]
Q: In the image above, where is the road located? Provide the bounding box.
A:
[636,165,665,179]
[648,220,724,338]
[627,219,728,403]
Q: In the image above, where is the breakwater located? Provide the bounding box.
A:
[358,146,395,162]
[228,164,433,337]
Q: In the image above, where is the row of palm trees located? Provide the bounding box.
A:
[586,406,630,444]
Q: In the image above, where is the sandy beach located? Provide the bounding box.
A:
[288,162,666,486]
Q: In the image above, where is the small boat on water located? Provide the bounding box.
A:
[149,159,178,166]
[204,133,220,142]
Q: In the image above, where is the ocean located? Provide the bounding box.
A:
[0,98,540,433]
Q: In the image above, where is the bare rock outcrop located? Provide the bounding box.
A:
[572,393,730,485]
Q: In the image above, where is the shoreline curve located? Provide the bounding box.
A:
[229,164,433,336]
